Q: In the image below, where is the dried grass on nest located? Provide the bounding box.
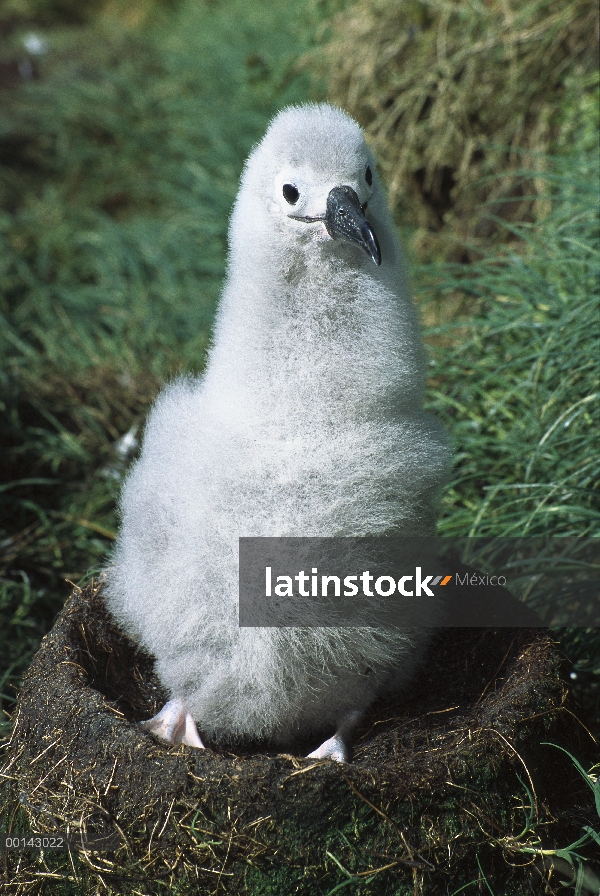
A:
[308,0,599,259]
[1,580,567,894]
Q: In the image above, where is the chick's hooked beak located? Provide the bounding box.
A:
[325,186,381,266]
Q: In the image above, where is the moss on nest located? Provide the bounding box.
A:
[1,579,581,893]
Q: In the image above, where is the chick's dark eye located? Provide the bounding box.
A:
[283,183,299,205]
[365,165,373,186]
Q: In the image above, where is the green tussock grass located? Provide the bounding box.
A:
[420,154,599,539]
[417,147,600,728]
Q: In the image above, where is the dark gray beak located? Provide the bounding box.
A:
[324,186,381,266]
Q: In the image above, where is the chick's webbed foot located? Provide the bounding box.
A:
[140,698,204,748]
[306,710,363,763]
[307,732,348,763]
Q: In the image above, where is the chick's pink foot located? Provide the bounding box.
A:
[306,710,363,763]
[307,732,348,763]
[140,698,204,748]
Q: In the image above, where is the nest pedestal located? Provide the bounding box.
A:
[3,582,567,894]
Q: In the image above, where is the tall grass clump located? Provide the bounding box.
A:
[0,0,323,737]
[417,147,600,728]
[311,0,599,259]
[421,151,599,539]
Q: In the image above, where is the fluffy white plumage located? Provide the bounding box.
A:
[104,103,449,759]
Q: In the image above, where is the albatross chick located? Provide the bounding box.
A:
[105,103,449,761]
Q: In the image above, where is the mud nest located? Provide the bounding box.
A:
[2,581,569,894]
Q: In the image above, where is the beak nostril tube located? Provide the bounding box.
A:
[324,185,381,265]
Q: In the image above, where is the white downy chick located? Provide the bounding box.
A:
[104,104,449,761]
